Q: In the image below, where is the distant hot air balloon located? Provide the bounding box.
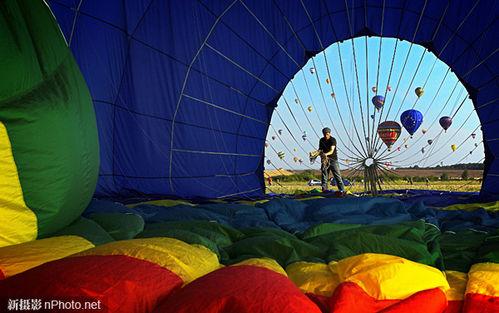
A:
[299,159,303,164]
[421,147,425,154]
[397,147,401,151]
[310,67,315,74]
[422,128,427,134]
[451,144,457,152]
[439,116,452,132]
[325,78,330,84]
[427,139,433,145]
[345,159,350,165]
[302,134,307,141]
[294,98,299,104]
[365,136,370,141]
[372,95,385,111]
[331,92,336,98]
[293,156,298,162]
[372,86,377,93]
[371,114,375,119]
[475,143,479,147]
[377,121,402,151]
[307,106,313,112]
[400,109,423,137]
[387,85,392,92]
[415,87,424,97]
[293,148,297,152]
[278,129,283,135]
[471,133,476,139]
[265,142,269,148]
[469,151,473,155]
[271,136,276,140]
[277,151,285,159]
[266,159,271,165]
[405,144,409,148]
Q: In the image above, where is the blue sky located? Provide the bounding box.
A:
[265,36,484,171]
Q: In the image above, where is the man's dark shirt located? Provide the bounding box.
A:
[319,137,338,160]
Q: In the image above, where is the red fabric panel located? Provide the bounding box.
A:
[379,288,447,313]
[306,293,330,313]
[328,282,448,313]
[463,293,499,313]
[0,255,182,313]
[328,282,398,313]
[154,265,322,313]
[0,269,4,280]
[444,300,463,313]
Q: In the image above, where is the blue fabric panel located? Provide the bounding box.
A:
[85,196,499,233]
[47,0,499,199]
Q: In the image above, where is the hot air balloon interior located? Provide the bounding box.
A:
[0,1,497,313]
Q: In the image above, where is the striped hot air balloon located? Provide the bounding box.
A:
[377,121,402,151]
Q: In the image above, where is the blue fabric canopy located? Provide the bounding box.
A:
[47,0,498,199]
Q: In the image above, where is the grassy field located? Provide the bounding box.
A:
[266,179,482,194]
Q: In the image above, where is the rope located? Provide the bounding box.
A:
[273,0,367,159]
[300,0,367,158]
[344,0,371,156]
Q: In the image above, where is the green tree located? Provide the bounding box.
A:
[461,169,469,180]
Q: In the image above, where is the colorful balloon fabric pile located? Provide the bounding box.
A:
[1,196,498,313]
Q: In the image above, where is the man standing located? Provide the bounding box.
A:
[319,127,345,193]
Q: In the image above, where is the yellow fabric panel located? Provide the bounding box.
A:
[75,237,220,283]
[329,253,449,300]
[442,201,499,212]
[126,199,194,208]
[0,122,38,248]
[466,262,499,297]
[286,261,341,297]
[236,199,269,205]
[233,258,287,276]
[0,235,93,278]
[298,196,325,201]
[445,271,467,301]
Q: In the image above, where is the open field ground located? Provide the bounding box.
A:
[284,168,484,179]
[265,168,483,194]
[266,180,482,194]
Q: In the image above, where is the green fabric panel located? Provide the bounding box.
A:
[300,224,362,240]
[224,229,324,266]
[304,221,441,267]
[325,232,435,266]
[0,0,99,236]
[89,213,145,241]
[48,217,114,246]
[423,223,445,270]
[140,221,245,248]
[135,220,245,262]
[439,230,488,272]
[137,227,224,260]
[477,230,499,264]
